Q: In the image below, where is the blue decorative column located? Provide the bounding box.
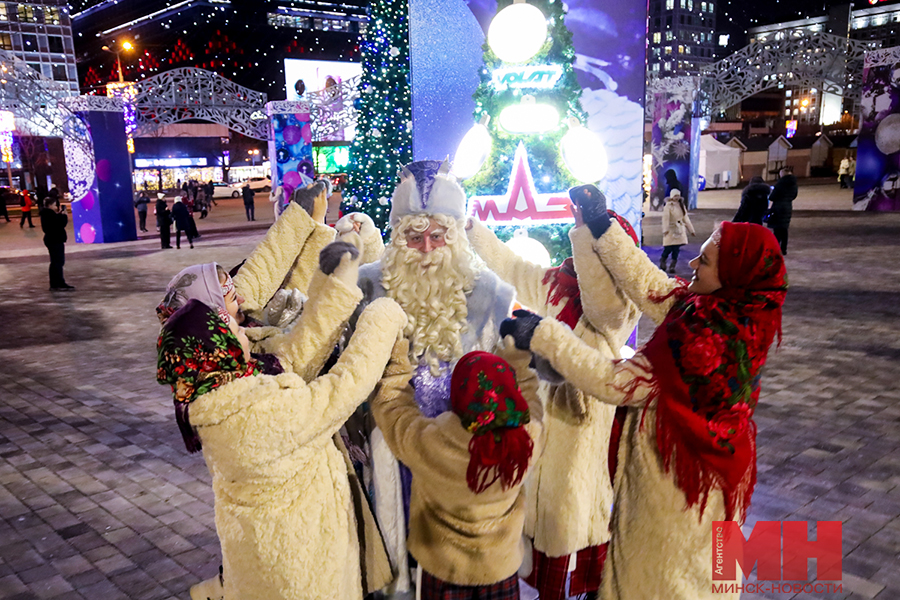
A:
[61,97,135,244]
[267,101,314,214]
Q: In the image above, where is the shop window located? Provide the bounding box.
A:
[44,6,60,24]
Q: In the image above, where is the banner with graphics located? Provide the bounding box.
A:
[854,47,900,212]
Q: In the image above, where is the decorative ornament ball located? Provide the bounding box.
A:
[377,196,389,206]
[283,125,302,145]
[488,2,548,63]
[79,222,97,244]
[389,46,400,58]
[372,129,381,138]
[350,195,359,203]
[276,147,291,164]
[876,113,900,155]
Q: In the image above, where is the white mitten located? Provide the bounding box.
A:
[331,247,361,290]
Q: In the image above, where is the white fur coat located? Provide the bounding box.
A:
[467,222,641,557]
[530,223,740,600]
[188,297,407,600]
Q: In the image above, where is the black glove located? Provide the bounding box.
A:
[569,184,611,239]
[319,241,360,275]
[499,309,543,351]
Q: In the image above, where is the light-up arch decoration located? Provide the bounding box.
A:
[132,67,271,139]
[649,31,870,118]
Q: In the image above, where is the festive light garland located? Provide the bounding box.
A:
[106,82,138,153]
[342,0,412,234]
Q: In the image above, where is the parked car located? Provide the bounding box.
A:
[246,177,272,193]
[212,182,243,199]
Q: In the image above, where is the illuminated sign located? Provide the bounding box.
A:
[313,144,351,174]
[492,65,563,90]
[785,120,798,138]
[134,157,209,168]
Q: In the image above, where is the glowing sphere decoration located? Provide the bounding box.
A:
[561,124,608,183]
[499,97,559,134]
[504,228,552,267]
[453,123,492,179]
[487,1,548,64]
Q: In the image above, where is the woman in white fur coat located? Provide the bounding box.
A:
[466,216,641,599]
[501,186,787,600]
[157,277,407,600]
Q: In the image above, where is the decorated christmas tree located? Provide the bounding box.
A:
[454,0,607,264]
[464,0,586,196]
[343,0,412,233]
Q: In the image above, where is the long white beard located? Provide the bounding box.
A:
[382,244,475,373]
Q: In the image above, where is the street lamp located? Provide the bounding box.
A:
[248,149,260,167]
[101,40,134,83]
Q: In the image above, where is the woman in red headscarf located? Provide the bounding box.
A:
[501,189,787,600]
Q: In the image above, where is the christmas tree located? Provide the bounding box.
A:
[343,0,412,234]
[465,0,586,197]
[457,0,600,264]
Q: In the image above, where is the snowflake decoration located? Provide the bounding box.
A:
[672,140,691,160]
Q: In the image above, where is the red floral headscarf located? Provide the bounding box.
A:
[635,222,787,523]
[451,352,534,493]
[157,299,260,453]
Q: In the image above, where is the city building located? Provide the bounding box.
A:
[745,1,900,128]
[0,0,79,93]
[647,0,717,76]
[71,0,367,98]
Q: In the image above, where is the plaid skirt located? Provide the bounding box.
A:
[420,570,519,600]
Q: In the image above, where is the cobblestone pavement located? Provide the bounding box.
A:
[0,201,898,600]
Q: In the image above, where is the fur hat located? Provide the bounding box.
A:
[669,189,682,198]
[388,159,466,228]
[157,193,166,200]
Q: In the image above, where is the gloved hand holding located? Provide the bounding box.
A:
[499,309,544,351]
[569,184,611,239]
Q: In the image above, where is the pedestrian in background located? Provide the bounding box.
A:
[242,184,255,221]
[767,168,797,255]
[156,193,172,249]
[0,190,9,222]
[171,195,194,249]
[660,188,695,274]
[838,157,850,189]
[20,190,35,228]
[135,191,151,232]
[40,196,73,290]
[848,156,857,188]
[733,176,770,225]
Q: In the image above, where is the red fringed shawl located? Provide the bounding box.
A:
[637,222,787,523]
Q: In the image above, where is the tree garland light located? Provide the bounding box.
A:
[342,0,412,234]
